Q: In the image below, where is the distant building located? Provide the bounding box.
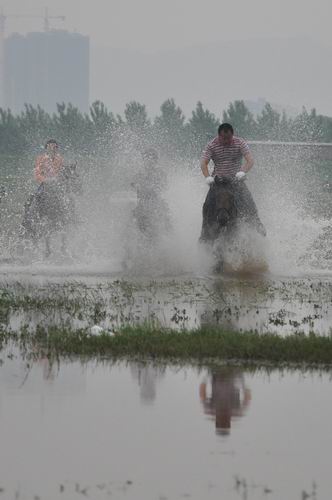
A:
[4,30,89,113]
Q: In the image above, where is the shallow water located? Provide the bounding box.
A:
[0,272,331,335]
[0,153,331,335]
[0,354,331,500]
[0,149,331,500]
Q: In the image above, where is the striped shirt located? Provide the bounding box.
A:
[201,136,250,178]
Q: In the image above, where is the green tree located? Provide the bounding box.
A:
[18,104,54,150]
[154,98,186,159]
[290,107,324,142]
[256,103,281,140]
[0,109,26,155]
[187,101,219,155]
[90,100,119,152]
[54,102,92,152]
[124,101,150,133]
[222,100,256,139]
[319,115,332,142]
[90,101,116,131]
[278,111,291,141]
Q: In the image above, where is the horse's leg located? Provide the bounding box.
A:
[212,236,225,273]
[45,235,51,258]
[214,259,224,274]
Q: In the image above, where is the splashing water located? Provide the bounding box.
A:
[0,142,330,278]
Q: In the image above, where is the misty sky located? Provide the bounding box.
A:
[2,0,332,115]
[3,0,332,50]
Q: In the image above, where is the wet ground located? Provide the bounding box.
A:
[0,270,331,335]
[0,153,331,499]
[0,354,331,500]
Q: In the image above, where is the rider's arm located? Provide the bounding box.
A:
[34,156,45,183]
[241,151,254,173]
[201,143,213,177]
[201,158,211,178]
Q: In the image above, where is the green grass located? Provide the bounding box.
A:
[3,325,332,367]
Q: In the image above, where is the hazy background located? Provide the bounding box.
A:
[2,0,332,116]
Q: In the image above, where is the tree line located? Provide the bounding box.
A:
[0,99,331,159]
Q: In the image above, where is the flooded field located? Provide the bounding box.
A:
[0,271,331,336]
[0,144,331,500]
[0,354,331,500]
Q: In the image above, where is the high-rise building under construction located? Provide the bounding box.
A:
[4,30,89,113]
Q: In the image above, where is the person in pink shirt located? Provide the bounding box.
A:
[34,139,64,184]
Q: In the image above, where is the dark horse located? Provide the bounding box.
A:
[21,164,81,257]
[200,176,266,270]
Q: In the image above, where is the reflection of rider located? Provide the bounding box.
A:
[130,362,165,405]
[200,123,266,240]
[199,369,251,436]
[35,139,64,185]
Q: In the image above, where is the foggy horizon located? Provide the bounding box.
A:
[1,1,332,116]
[2,0,332,50]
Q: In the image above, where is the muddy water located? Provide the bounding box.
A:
[0,273,331,335]
[0,355,331,500]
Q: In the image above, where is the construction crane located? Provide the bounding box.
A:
[0,7,66,36]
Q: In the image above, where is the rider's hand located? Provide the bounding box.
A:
[205,176,215,186]
[235,171,246,181]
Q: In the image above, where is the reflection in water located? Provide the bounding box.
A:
[130,362,166,404]
[40,356,60,382]
[200,369,251,436]
[199,277,332,335]
[0,275,332,335]
[0,351,86,404]
[1,356,332,500]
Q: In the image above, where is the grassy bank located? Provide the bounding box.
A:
[3,326,332,366]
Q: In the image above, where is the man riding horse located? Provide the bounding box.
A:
[200,123,266,242]
[21,139,80,256]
